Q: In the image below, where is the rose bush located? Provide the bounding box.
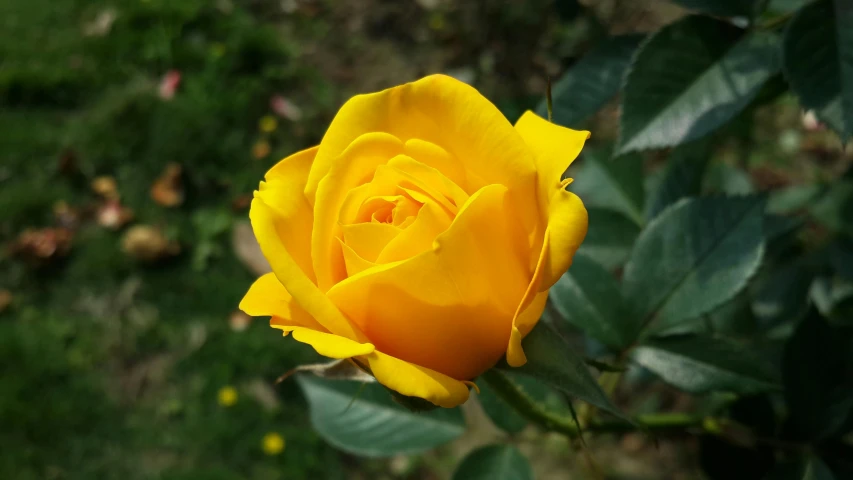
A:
[239,74,589,407]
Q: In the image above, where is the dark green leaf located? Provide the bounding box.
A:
[764,214,803,244]
[497,322,627,420]
[296,376,465,457]
[623,196,765,334]
[476,371,571,435]
[551,253,634,349]
[476,381,528,435]
[672,0,761,17]
[633,334,780,394]
[768,184,822,215]
[829,237,853,282]
[810,180,853,235]
[707,291,760,337]
[766,457,837,480]
[704,162,756,195]
[538,35,644,127]
[576,207,641,269]
[810,276,853,322]
[783,0,853,142]
[752,261,813,327]
[451,445,533,480]
[569,149,645,225]
[647,140,712,219]
[768,0,812,14]
[618,16,780,153]
[782,310,853,441]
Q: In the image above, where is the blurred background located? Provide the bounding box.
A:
[1,0,848,479]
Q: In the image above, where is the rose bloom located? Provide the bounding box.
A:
[240,75,588,407]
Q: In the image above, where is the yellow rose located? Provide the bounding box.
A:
[239,75,589,408]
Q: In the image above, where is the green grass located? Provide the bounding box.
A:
[0,0,347,478]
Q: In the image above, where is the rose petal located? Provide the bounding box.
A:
[360,350,470,408]
[305,75,538,226]
[326,184,529,380]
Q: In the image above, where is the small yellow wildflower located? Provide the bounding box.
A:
[218,386,238,407]
[259,115,278,133]
[262,432,285,455]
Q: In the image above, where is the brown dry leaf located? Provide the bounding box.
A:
[92,175,119,200]
[0,289,12,314]
[83,8,117,37]
[57,149,78,176]
[150,163,184,207]
[231,221,271,276]
[270,95,303,121]
[252,140,271,160]
[228,310,252,332]
[121,225,179,262]
[245,379,280,412]
[97,200,134,230]
[231,194,252,212]
[276,359,375,384]
[11,227,74,263]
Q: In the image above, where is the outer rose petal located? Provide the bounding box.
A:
[240,273,322,329]
[240,274,375,359]
[278,327,375,359]
[514,110,589,206]
[326,184,530,380]
[304,75,538,233]
[255,146,318,283]
[251,197,368,343]
[506,111,590,367]
[359,350,470,408]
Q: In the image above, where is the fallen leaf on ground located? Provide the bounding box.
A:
[231,221,271,276]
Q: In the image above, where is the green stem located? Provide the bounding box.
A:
[482,369,581,437]
[481,370,706,438]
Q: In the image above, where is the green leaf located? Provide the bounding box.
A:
[296,376,465,457]
[576,207,641,269]
[707,291,759,337]
[766,457,837,480]
[810,276,853,322]
[633,334,780,394]
[782,310,853,441]
[704,162,756,196]
[672,0,761,17]
[623,196,765,335]
[810,180,853,235]
[752,261,813,327]
[569,149,645,225]
[768,0,812,14]
[829,237,853,282]
[476,381,528,435]
[783,0,853,142]
[538,35,644,127]
[551,253,634,349]
[647,140,712,219]
[451,445,533,480]
[767,184,822,215]
[618,16,780,153]
[497,322,627,420]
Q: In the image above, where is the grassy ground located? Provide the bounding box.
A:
[0,1,573,478]
[3,1,845,479]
